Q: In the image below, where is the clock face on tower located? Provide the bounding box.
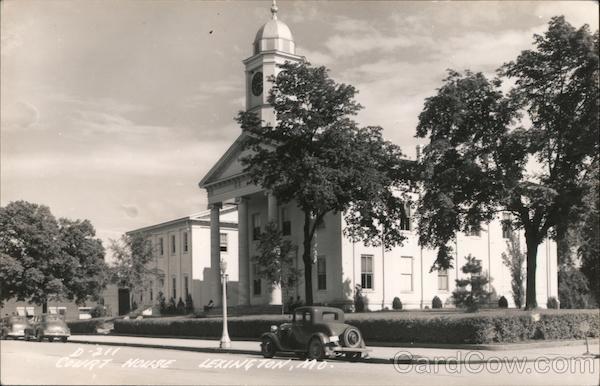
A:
[251,72,263,96]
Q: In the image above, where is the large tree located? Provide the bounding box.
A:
[416,17,598,309]
[237,62,413,305]
[0,201,107,311]
[109,233,159,306]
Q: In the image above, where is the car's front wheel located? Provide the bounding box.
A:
[24,332,30,341]
[261,337,277,358]
[307,338,325,361]
[48,337,54,342]
[61,336,68,343]
[36,331,43,342]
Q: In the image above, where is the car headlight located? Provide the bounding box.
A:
[270,325,278,333]
[329,335,339,343]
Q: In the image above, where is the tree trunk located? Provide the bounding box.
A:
[303,211,314,305]
[524,234,539,310]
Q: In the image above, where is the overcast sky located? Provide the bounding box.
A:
[1,0,598,256]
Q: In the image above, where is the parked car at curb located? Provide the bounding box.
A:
[0,316,31,340]
[260,306,370,361]
[24,314,70,342]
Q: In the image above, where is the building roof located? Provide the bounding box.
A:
[253,0,295,55]
[126,206,238,235]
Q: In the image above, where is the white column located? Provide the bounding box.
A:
[210,202,222,306]
[236,197,250,306]
[266,192,282,306]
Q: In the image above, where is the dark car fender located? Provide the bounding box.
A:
[308,332,332,347]
[260,332,284,351]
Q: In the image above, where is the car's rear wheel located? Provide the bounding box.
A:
[307,338,325,361]
[48,337,54,342]
[61,336,68,343]
[24,332,30,341]
[342,327,362,348]
[36,332,43,342]
[261,337,276,358]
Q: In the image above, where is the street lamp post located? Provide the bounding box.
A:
[219,258,231,349]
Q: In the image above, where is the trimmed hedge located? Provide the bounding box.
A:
[113,309,599,345]
[67,317,114,334]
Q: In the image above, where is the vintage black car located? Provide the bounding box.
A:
[0,315,31,340]
[260,306,370,360]
[24,314,70,342]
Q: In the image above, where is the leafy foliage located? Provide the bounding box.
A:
[432,296,443,309]
[109,233,160,302]
[452,255,491,312]
[237,61,413,304]
[392,297,402,310]
[501,233,525,308]
[416,17,599,309]
[577,161,599,306]
[558,266,593,309]
[0,201,107,308]
[253,222,300,289]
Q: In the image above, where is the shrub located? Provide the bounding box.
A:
[498,296,509,309]
[452,255,491,312]
[354,285,367,312]
[392,297,402,310]
[432,296,443,309]
[185,294,194,314]
[547,297,559,309]
[176,297,186,314]
[113,309,599,344]
[167,297,177,315]
[157,291,166,314]
[90,304,107,318]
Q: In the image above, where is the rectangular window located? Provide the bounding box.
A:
[281,207,291,236]
[159,238,164,256]
[220,233,228,252]
[438,269,449,291]
[253,264,261,295]
[361,255,373,289]
[184,275,189,298]
[502,213,512,239]
[150,282,154,302]
[400,256,413,292]
[183,232,189,253]
[317,256,327,290]
[172,276,176,299]
[400,202,411,231]
[252,213,261,240]
[171,235,176,254]
[159,278,165,290]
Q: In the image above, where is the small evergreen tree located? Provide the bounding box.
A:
[157,291,166,314]
[452,255,491,312]
[167,297,177,315]
[185,293,194,314]
[392,297,402,310]
[176,297,186,314]
[498,296,509,308]
[501,234,525,308]
[354,285,367,312]
[432,296,443,309]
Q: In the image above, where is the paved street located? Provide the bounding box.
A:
[1,339,598,385]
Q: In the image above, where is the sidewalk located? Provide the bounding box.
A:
[68,335,599,364]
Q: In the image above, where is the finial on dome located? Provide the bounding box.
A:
[271,0,278,20]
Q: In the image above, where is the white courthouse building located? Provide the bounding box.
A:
[137,3,559,312]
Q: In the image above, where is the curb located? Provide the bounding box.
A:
[75,333,599,352]
[66,338,600,365]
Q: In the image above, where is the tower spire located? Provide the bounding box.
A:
[271,0,278,20]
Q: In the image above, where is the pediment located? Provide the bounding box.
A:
[199,133,250,187]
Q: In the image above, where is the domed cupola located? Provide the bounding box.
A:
[253,1,295,55]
